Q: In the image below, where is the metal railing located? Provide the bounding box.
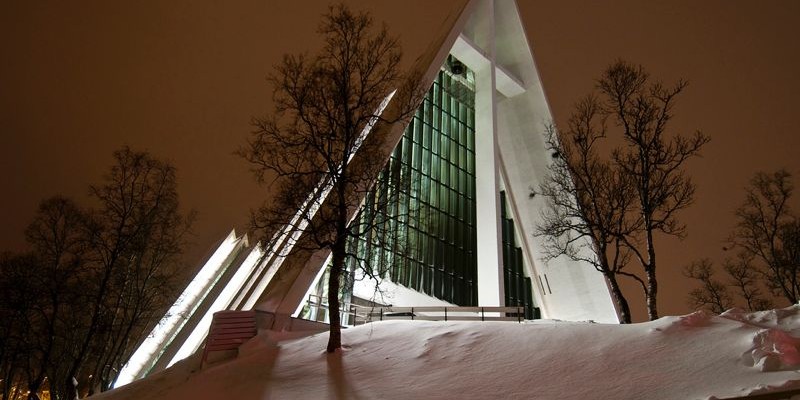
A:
[366,305,526,323]
[304,295,365,326]
[304,295,527,326]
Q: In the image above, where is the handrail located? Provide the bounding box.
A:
[304,294,527,325]
[369,306,526,323]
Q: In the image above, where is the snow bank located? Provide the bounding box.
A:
[717,305,800,377]
[95,307,800,400]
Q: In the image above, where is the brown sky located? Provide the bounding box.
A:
[2,1,799,321]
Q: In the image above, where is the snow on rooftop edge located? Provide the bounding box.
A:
[95,306,800,400]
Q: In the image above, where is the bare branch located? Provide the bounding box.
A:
[238,4,420,352]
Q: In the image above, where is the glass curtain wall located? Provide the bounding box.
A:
[500,191,539,319]
[346,58,479,306]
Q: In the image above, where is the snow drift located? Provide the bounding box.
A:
[95,306,800,400]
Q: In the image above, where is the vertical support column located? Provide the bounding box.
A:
[473,0,504,307]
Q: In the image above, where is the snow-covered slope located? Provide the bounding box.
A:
[96,307,800,400]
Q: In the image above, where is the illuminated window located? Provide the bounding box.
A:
[500,191,538,319]
[346,59,478,305]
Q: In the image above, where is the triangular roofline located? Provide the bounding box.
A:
[115,0,619,387]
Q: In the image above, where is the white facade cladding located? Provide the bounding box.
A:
[115,232,241,386]
[487,0,619,322]
[116,0,618,387]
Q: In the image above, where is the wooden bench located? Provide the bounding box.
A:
[201,310,257,367]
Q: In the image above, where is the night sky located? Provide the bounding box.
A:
[2,1,798,321]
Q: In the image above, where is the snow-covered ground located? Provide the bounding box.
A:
[95,306,800,400]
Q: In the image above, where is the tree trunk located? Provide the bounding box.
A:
[326,242,345,353]
[64,376,79,400]
[644,223,659,321]
[605,273,632,324]
[645,266,658,320]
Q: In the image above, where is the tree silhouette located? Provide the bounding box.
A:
[688,169,799,313]
[0,147,193,399]
[239,5,421,352]
[537,96,638,323]
[732,170,800,304]
[539,60,708,321]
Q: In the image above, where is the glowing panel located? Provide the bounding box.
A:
[167,245,264,366]
[242,90,398,310]
[116,90,398,387]
[114,231,240,387]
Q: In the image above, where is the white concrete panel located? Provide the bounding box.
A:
[167,244,264,367]
[352,277,454,308]
[451,34,525,98]
[495,63,526,98]
[470,0,505,307]
[451,35,491,71]
[115,230,242,387]
[491,0,618,323]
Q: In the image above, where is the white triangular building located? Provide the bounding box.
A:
[115,0,618,387]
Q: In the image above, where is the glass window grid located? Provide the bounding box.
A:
[499,191,537,318]
[346,65,478,306]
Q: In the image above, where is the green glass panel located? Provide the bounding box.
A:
[343,58,477,306]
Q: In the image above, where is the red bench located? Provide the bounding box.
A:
[201,310,257,366]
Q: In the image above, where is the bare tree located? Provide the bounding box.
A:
[601,61,709,320]
[539,60,708,322]
[723,252,773,311]
[684,253,774,313]
[20,197,88,400]
[0,147,192,399]
[683,259,733,314]
[730,169,800,304]
[239,5,421,353]
[77,147,192,394]
[537,96,639,323]
[683,170,799,314]
[0,252,45,400]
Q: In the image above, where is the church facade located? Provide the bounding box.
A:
[115,0,618,387]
